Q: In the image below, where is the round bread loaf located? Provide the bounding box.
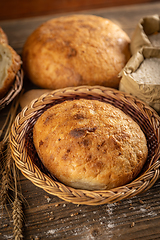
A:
[22,15,130,90]
[33,99,148,190]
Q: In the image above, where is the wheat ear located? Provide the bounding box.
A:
[0,143,13,208]
[12,197,24,240]
[12,161,24,240]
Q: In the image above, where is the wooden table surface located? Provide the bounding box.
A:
[0,2,160,240]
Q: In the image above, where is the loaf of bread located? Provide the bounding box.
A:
[33,99,148,190]
[0,43,21,99]
[22,15,130,90]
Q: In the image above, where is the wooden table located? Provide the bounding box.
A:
[0,2,160,240]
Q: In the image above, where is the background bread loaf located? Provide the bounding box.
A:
[22,14,130,90]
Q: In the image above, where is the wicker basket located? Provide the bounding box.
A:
[9,86,160,205]
[0,69,23,110]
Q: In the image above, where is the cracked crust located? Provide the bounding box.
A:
[33,99,148,190]
[22,14,130,90]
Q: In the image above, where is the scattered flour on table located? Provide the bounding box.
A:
[3,235,13,239]
[45,203,117,239]
[44,199,159,239]
[139,205,157,218]
[148,211,157,217]
[46,229,57,235]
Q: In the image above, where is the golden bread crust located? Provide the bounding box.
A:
[33,99,148,190]
[23,15,130,89]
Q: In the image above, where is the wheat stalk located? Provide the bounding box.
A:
[0,92,25,240]
[0,139,6,156]
[0,167,11,206]
[0,143,13,207]
[12,197,24,240]
[0,94,21,206]
[0,93,24,239]
[12,161,24,240]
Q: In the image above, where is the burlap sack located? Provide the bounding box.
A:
[130,14,160,55]
[119,47,160,114]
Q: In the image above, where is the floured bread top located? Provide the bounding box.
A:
[33,99,148,190]
[131,58,160,85]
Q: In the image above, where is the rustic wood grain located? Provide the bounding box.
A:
[1,173,160,239]
[1,2,160,55]
[0,2,160,239]
[0,0,159,20]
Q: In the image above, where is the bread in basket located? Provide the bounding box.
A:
[9,86,160,205]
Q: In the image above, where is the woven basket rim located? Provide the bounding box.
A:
[9,86,160,205]
[0,69,23,111]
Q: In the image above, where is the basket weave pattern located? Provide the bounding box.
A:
[9,86,160,205]
[0,69,23,110]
